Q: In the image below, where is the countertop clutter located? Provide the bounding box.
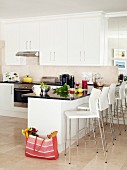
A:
[2,72,20,82]
[1,74,61,86]
[22,88,90,100]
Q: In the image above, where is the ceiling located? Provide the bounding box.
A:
[0,0,127,19]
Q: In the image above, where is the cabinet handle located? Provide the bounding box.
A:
[29,41,31,49]
[80,51,81,61]
[26,41,28,50]
[50,52,52,61]
[54,52,55,61]
[11,86,13,94]
[84,51,85,61]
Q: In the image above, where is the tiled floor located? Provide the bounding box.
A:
[0,115,127,170]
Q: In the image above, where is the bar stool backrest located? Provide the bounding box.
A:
[89,88,101,118]
[119,81,126,99]
[108,84,116,105]
[98,87,110,111]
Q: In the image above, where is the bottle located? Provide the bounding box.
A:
[119,74,123,82]
[82,80,88,89]
[70,75,75,88]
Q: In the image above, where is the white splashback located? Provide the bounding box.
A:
[2,64,118,85]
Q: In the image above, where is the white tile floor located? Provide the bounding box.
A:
[0,115,127,170]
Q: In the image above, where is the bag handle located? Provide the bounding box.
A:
[34,136,45,151]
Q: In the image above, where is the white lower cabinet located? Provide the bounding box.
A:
[0,83,14,109]
[0,83,27,118]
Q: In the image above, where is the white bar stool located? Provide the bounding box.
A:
[64,88,107,164]
[108,83,117,142]
[98,87,109,148]
[115,81,126,134]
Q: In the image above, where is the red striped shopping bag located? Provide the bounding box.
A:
[25,132,59,160]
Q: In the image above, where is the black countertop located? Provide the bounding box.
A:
[0,81,61,86]
[22,89,90,101]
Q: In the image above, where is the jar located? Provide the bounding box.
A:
[82,80,88,89]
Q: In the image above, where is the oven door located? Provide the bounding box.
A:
[14,88,32,107]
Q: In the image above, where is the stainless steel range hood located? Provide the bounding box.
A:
[16,51,39,57]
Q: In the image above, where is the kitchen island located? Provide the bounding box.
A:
[23,89,91,152]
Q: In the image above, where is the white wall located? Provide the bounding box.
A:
[108,16,127,75]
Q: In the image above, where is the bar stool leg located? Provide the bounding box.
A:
[100,112,108,152]
[98,118,107,163]
[125,97,127,108]
[69,118,71,164]
[114,102,116,117]
[109,105,115,145]
[121,100,126,131]
[94,118,97,132]
[110,104,116,140]
[91,118,98,153]
[64,115,67,156]
[105,109,108,125]
[116,99,121,135]
[86,118,90,136]
[77,118,79,146]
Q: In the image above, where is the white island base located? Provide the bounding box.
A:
[28,96,89,153]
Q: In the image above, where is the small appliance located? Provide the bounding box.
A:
[60,74,70,86]
[41,76,60,85]
[60,74,75,88]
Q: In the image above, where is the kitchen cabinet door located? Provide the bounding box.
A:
[83,17,101,65]
[40,19,67,65]
[68,16,104,66]
[19,22,39,51]
[0,83,14,109]
[68,18,85,65]
[5,23,26,65]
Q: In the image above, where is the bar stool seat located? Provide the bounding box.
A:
[65,110,99,118]
[77,103,89,110]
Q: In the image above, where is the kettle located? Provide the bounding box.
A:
[22,75,33,83]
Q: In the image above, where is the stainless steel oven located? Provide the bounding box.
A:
[14,84,33,108]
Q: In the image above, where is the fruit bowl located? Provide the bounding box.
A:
[40,82,50,93]
[41,87,50,93]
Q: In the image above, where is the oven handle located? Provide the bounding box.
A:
[14,89,32,92]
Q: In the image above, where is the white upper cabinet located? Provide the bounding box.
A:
[68,16,104,66]
[5,23,26,65]
[83,17,101,65]
[68,18,85,65]
[4,12,105,66]
[39,19,68,65]
[19,22,39,51]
